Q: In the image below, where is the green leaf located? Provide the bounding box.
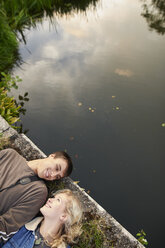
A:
[10,117,20,124]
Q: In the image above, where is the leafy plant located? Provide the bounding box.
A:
[136,229,148,246]
[0,72,21,90]
[0,72,29,131]
[0,87,21,125]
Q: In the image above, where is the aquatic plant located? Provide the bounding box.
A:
[136,229,148,246]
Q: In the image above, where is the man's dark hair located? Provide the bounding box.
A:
[53,151,73,177]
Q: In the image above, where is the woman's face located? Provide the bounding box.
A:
[40,193,69,220]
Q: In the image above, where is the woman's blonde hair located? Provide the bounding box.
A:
[47,189,83,248]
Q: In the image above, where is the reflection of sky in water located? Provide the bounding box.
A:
[13,0,165,247]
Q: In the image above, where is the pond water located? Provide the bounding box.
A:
[12,0,165,247]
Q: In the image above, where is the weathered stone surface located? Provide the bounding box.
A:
[0,116,17,137]
[0,115,144,248]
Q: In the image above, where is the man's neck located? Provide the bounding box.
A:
[27,159,41,174]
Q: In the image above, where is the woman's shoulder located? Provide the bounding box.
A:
[25,217,43,231]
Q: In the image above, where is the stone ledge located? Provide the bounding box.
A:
[0,115,144,248]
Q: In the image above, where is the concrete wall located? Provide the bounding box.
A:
[0,115,145,248]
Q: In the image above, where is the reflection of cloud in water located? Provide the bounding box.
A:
[42,45,60,59]
[64,27,86,38]
[14,0,165,115]
[115,68,134,77]
[15,57,82,114]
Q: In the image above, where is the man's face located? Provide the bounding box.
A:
[38,155,68,180]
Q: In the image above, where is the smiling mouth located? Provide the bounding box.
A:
[44,169,50,179]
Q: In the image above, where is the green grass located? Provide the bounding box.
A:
[0,13,19,73]
[0,133,10,150]
[72,211,113,248]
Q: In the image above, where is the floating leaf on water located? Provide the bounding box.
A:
[75,154,78,158]
[112,96,116,98]
[161,123,165,127]
[115,68,134,77]
[116,107,120,110]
